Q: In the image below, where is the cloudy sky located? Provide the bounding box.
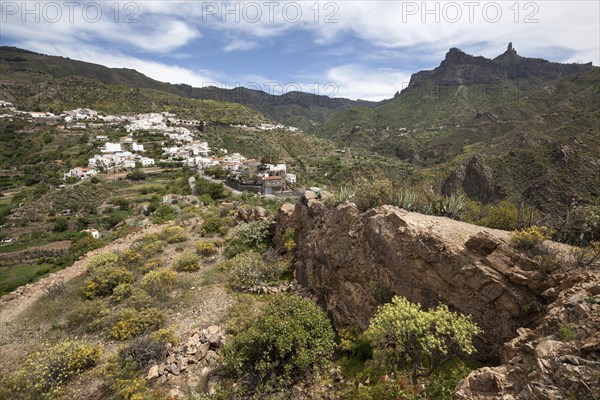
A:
[1,1,599,100]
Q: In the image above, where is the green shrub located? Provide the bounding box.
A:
[86,252,119,272]
[511,226,554,251]
[160,226,187,243]
[140,269,178,298]
[224,221,270,258]
[112,283,133,302]
[65,299,110,332]
[196,241,217,257]
[196,177,227,200]
[175,252,201,272]
[119,248,145,269]
[558,325,574,341]
[138,258,163,273]
[137,241,165,256]
[570,242,600,269]
[201,216,230,235]
[126,170,146,181]
[82,265,134,299]
[6,340,102,399]
[103,356,153,400]
[150,328,180,346]
[133,233,160,245]
[480,200,520,230]
[353,178,394,211]
[227,251,289,290]
[366,296,481,384]
[110,307,165,340]
[224,294,336,390]
[53,216,69,232]
[557,204,600,245]
[127,288,154,310]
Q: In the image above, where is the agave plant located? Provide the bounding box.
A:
[396,189,419,211]
[442,194,465,219]
[335,186,355,204]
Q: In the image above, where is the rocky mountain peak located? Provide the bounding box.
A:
[406,43,593,89]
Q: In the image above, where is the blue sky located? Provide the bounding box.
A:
[1,1,599,100]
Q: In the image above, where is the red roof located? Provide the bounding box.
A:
[263,176,282,181]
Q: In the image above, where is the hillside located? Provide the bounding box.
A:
[312,44,600,211]
[0,46,380,129]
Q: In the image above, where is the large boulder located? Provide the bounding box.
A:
[276,197,600,399]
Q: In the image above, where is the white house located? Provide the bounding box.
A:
[122,160,136,169]
[63,167,97,180]
[102,142,122,153]
[132,143,145,152]
[140,157,155,167]
[82,229,101,239]
[95,135,109,141]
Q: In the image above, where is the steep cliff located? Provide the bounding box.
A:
[275,193,599,398]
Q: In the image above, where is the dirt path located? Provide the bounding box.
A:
[0,223,169,327]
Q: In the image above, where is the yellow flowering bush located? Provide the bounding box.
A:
[160,226,188,243]
[138,258,163,273]
[140,269,178,298]
[82,266,134,299]
[151,328,180,346]
[112,283,133,302]
[175,252,201,272]
[510,226,554,250]
[281,228,297,253]
[6,340,102,399]
[137,241,165,256]
[196,241,217,257]
[110,307,166,341]
[119,248,145,269]
[86,252,119,272]
[366,296,481,384]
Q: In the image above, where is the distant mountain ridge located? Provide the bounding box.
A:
[406,43,593,88]
[0,46,380,128]
[312,43,599,211]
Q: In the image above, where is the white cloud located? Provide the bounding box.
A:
[0,1,200,53]
[325,65,412,101]
[223,39,259,52]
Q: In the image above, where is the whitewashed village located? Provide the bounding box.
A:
[0,101,298,195]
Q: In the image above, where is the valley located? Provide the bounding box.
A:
[0,43,598,400]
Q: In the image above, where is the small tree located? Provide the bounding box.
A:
[366,296,481,384]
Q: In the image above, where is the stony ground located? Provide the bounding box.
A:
[0,218,237,397]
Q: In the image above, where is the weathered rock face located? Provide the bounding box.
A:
[407,45,593,88]
[279,198,557,360]
[276,196,600,398]
[442,155,504,203]
[455,276,600,400]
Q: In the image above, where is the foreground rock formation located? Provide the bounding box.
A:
[276,193,599,398]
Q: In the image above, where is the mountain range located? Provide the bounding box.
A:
[1,44,598,212]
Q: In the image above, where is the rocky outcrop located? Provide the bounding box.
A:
[442,155,504,203]
[407,44,593,89]
[276,195,599,398]
[279,197,553,359]
[455,277,600,400]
